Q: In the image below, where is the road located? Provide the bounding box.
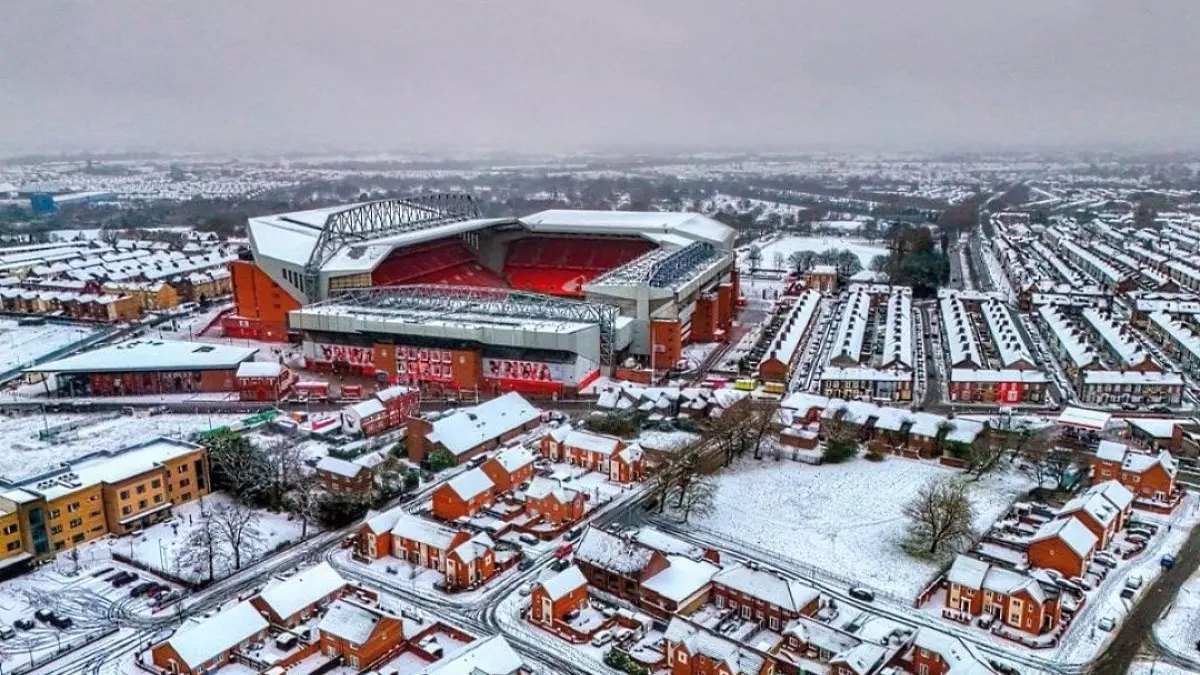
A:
[1094,522,1200,675]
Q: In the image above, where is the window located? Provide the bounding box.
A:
[676,651,688,665]
[154,494,163,504]
[119,490,130,500]
[90,510,101,518]
[6,541,20,552]
[67,502,80,513]
[2,524,17,535]
[769,616,779,630]
[180,492,191,502]
[72,533,84,544]
[177,465,187,474]
[179,478,191,488]
[50,525,63,535]
[138,500,148,509]
[48,509,60,519]
[69,518,82,529]
[151,479,161,489]
[136,484,146,494]
[121,506,132,515]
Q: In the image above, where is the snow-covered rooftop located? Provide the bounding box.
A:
[27,339,257,374]
[426,392,540,456]
[165,600,268,670]
[257,562,346,620]
[537,564,587,601]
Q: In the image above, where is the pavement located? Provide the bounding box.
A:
[1093,521,1200,675]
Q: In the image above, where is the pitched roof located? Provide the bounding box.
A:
[1030,518,1098,558]
[415,635,526,675]
[538,565,588,601]
[392,514,460,551]
[711,564,819,613]
[363,505,405,534]
[564,429,622,455]
[256,562,346,620]
[947,555,989,590]
[316,455,366,479]
[490,445,536,473]
[426,392,540,456]
[574,527,655,575]
[318,599,390,645]
[445,468,494,501]
[165,601,268,669]
[664,617,766,675]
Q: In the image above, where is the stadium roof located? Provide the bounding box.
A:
[520,209,734,248]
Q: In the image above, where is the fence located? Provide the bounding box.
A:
[6,626,119,675]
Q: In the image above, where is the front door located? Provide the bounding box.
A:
[542,597,553,625]
[610,461,621,481]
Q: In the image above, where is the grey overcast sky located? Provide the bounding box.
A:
[1,1,1198,155]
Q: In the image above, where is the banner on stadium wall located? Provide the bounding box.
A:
[396,346,455,384]
[482,358,567,385]
[316,343,374,366]
[997,381,1021,403]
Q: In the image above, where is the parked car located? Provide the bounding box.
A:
[467,455,487,468]
[130,582,156,597]
[848,587,875,602]
[13,618,35,631]
[1125,575,1144,590]
[550,558,571,572]
[1093,552,1118,568]
[1097,617,1116,632]
[591,630,614,647]
[518,556,535,571]
[554,544,574,560]
[519,533,539,546]
[1162,554,1177,569]
[1120,588,1135,600]
[49,615,73,630]
[563,526,584,542]
[0,624,14,640]
[34,609,55,623]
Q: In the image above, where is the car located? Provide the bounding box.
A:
[467,455,487,468]
[130,582,156,597]
[1126,533,1149,545]
[90,566,113,578]
[554,544,574,560]
[13,619,35,631]
[1093,552,1118,568]
[519,533,539,546]
[563,526,584,541]
[550,558,571,572]
[1125,575,1144,590]
[340,536,356,549]
[848,587,875,602]
[591,630,614,647]
[518,583,534,596]
[0,625,14,640]
[518,557,535,571]
[1097,617,1116,632]
[418,636,443,658]
[1162,554,1177,569]
[34,609,55,623]
[1120,587,1135,600]
[147,405,168,416]
[49,615,73,630]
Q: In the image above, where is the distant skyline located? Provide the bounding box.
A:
[2,1,1198,156]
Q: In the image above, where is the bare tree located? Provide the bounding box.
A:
[177,514,223,582]
[677,474,717,523]
[746,397,781,460]
[747,245,763,271]
[211,502,265,571]
[962,433,1008,480]
[706,399,752,466]
[903,477,975,558]
[772,251,786,270]
[287,474,321,540]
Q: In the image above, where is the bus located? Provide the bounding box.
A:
[733,378,758,391]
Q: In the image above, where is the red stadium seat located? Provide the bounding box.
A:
[501,236,653,296]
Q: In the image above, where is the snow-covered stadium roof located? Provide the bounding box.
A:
[520,209,734,249]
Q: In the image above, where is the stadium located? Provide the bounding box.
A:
[223,194,738,396]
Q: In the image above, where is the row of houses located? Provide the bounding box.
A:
[536,526,997,675]
[148,561,528,675]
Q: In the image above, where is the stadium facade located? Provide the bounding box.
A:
[224,194,738,396]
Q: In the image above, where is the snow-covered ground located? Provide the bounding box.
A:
[680,342,721,371]
[685,456,1033,599]
[0,320,102,373]
[1149,498,1200,666]
[0,411,244,478]
[752,235,888,269]
[83,491,313,583]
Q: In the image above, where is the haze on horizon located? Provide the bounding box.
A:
[2,1,1198,157]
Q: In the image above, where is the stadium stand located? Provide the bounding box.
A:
[503,236,652,296]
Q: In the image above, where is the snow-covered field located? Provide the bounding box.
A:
[0,412,244,479]
[753,235,888,269]
[687,456,1033,599]
[0,320,102,373]
[85,491,312,583]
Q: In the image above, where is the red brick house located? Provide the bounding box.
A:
[150,601,269,675]
[358,506,406,559]
[524,477,586,526]
[945,556,1060,635]
[572,527,669,607]
[481,445,537,492]
[610,444,646,483]
[316,456,374,497]
[895,629,994,675]
[1026,517,1098,578]
[1092,440,1178,501]
[235,361,295,402]
[711,564,820,632]
[250,562,349,627]
[389,514,498,589]
[530,565,589,628]
[542,428,624,473]
[317,599,406,671]
[343,385,420,437]
[663,616,775,675]
[406,392,541,464]
[432,468,495,521]
[1057,480,1134,548]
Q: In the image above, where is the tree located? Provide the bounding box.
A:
[286,474,321,540]
[177,513,222,582]
[318,493,371,527]
[962,433,1008,480]
[823,438,858,463]
[205,430,271,503]
[425,450,456,472]
[211,502,264,571]
[261,440,305,510]
[746,397,780,460]
[772,251,786,270]
[403,468,420,492]
[902,478,975,558]
[747,245,762,270]
[677,474,717,523]
[706,400,752,466]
